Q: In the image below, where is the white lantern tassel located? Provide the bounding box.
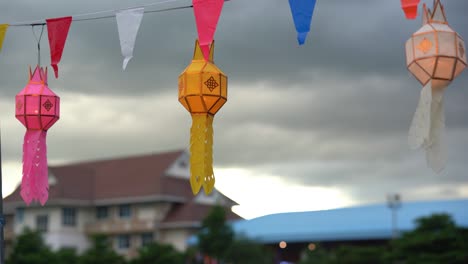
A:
[409,82,447,173]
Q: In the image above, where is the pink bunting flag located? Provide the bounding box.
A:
[193,0,224,60]
[46,16,72,78]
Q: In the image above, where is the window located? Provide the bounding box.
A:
[119,205,131,218]
[16,208,24,223]
[62,208,76,226]
[117,234,130,249]
[96,206,109,219]
[141,233,154,246]
[36,215,48,232]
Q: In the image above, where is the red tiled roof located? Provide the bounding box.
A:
[5,150,191,204]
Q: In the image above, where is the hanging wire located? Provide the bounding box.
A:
[31,24,45,66]
[73,5,193,23]
[72,0,186,19]
[6,0,209,27]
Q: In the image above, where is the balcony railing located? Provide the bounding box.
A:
[85,219,156,234]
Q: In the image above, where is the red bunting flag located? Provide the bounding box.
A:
[46,16,72,78]
[401,0,421,20]
[193,0,224,60]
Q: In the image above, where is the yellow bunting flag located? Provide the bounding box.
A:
[0,24,9,52]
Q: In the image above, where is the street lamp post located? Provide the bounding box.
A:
[387,193,402,239]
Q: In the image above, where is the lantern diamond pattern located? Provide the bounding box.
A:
[204,76,219,92]
[417,38,433,53]
[406,0,466,173]
[15,66,60,205]
[178,40,227,195]
[43,99,53,111]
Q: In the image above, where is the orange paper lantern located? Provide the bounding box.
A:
[178,40,227,194]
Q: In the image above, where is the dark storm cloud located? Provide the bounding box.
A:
[0,0,467,207]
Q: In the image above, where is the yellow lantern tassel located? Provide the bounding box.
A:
[190,114,215,195]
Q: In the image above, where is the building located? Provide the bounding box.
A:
[190,198,468,263]
[3,150,240,258]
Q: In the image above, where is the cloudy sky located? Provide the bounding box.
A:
[0,0,467,219]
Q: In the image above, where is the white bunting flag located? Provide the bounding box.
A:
[116,8,144,70]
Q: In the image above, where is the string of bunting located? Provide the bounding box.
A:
[0,0,319,73]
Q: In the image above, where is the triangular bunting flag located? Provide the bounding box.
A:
[289,0,317,45]
[46,16,72,78]
[0,24,9,53]
[401,0,421,20]
[193,0,224,60]
[116,8,144,70]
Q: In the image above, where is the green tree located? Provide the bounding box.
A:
[195,206,275,263]
[79,234,126,264]
[299,214,468,264]
[130,242,183,264]
[388,214,468,264]
[299,244,334,264]
[197,205,235,260]
[224,238,274,264]
[7,228,57,264]
[333,245,386,264]
[56,248,79,264]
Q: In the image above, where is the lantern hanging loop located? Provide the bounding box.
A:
[31,24,45,66]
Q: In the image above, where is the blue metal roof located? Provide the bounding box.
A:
[229,199,468,244]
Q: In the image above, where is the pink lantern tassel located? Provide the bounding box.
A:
[21,130,49,205]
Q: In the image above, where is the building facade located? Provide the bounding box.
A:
[4,150,239,258]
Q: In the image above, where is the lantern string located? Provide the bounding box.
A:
[31,25,45,66]
[7,0,229,27]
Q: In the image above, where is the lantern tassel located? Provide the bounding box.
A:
[21,130,49,205]
[190,114,215,195]
[408,82,447,173]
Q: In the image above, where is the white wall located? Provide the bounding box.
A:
[13,202,194,255]
[160,229,191,251]
[14,206,91,253]
[135,202,172,222]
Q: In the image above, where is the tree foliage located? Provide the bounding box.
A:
[196,205,274,264]
[197,205,235,260]
[7,228,57,264]
[300,214,468,264]
[79,234,126,264]
[56,248,79,264]
[130,242,183,264]
[388,213,468,264]
[225,238,273,264]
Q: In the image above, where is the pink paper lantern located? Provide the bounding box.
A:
[15,66,60,205]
